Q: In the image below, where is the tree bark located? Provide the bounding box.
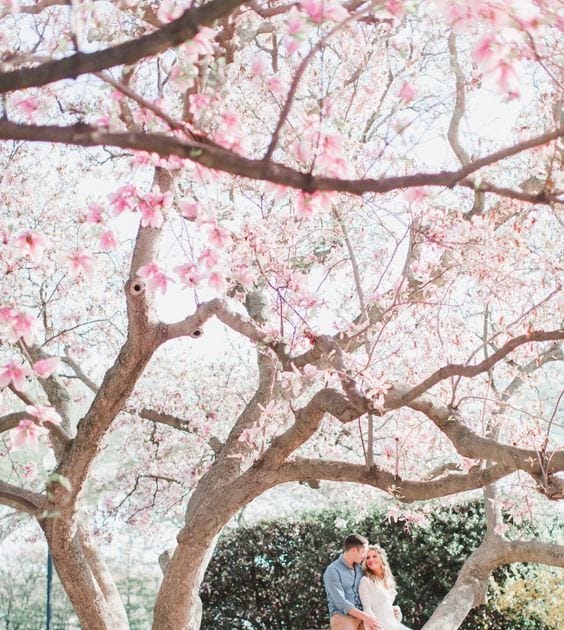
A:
[42,518,130,630]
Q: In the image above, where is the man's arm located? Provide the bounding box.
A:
[323,569,381,630]
[323,566,355,615]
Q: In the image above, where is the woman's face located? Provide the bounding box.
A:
[365,550,384,576]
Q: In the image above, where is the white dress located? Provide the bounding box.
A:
[358,576,411,630]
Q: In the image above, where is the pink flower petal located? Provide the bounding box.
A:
[32,357,61,378]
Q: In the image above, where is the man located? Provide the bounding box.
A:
[323,533,381,630]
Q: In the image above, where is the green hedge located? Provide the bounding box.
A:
[200,502,550,630]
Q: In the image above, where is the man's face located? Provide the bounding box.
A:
[351,543,368,564]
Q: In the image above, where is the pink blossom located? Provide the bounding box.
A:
[301,0,348,23]
[496,61,520,97]
[403,187,427,203]
[183,26,216,63]
[99,230,119,251]
[139,205,163,228]
[26,404,62,426]
[0,306,16,324]
[0,360,30,390]
[208,272,227,292]
[10,419,47,449]
[174,263,203,287]
[180,201,202,221]
[188,94,211,119]
[472,35,497,66]
[291,140,313,164]
[169,63,196,91]
[156,0,183,23]
[15,97,39,121]
[32,357,60,378]
[251,55,267,77]
[198,248,219,270]
[295,191,328,219]
[13,231,48,261]
[287,7,306,36]
[215,112,243,149]
[236,268,257,289]
[267,75,286,97]
[22,462,38,480]
[108,184,137,216]
[207,225,231,250]
[7,311,37,345]
[398,80,417,103]
[286,38,301,56]
[295,193,315,220]
[139,186,171,228]
[386,0,406,18]
[65,249,96,278]
[137,262,171,293]
[86,203,104,224]
[302,364,318,379]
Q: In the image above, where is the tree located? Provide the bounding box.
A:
[0,1,562,629]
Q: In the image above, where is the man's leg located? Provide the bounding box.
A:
[329,613,362,630]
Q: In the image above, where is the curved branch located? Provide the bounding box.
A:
[266,457,514,503]
[0,411,27,434]
[0,0,247,94]
[0,121,561,203]
[503,539,564,566]
[0,480,48,515]
[389,329,563,407]
[407,396,564,487]
[447,31,485,215]
[139,408,223,454]
[422,536,564,630]
[164,297,270,343]
[61,354,99,393]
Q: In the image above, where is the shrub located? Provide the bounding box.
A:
[201,501,552,630]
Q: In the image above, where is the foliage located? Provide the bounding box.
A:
[489,565,564,630]
[200,501,552,630]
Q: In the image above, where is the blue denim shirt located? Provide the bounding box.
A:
[323,555,364,617]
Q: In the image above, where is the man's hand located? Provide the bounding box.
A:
[393,605,402,621]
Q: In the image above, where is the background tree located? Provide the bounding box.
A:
[0,1,562,630]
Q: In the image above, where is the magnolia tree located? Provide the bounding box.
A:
[0,0,563,628]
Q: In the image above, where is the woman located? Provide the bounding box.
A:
[358,546,411,630]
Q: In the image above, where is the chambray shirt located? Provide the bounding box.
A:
[323,555,364,617]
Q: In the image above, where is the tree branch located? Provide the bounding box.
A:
[0,121,561,203]
[0,480,48,515]
[61,354,99,393]
[388,329,563,408]
[0,0,248,94]
[406,396,564,494]
[267,457,514,503]
[139,408,223,454]
[0,411,27,434]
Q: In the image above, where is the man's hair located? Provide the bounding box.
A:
[344,533,368,550]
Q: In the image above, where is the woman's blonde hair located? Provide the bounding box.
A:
[362,545,396,591]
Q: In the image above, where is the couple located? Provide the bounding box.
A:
[323,533,411,630]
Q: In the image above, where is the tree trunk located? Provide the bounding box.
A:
[152,508,227,630]
[43,517,130,630]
